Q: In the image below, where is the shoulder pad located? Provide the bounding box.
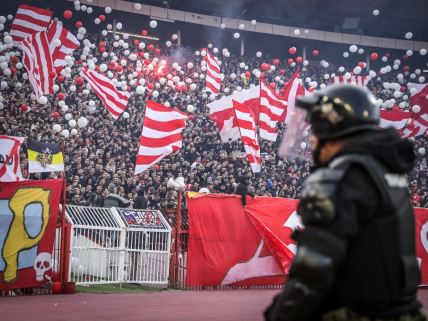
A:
[302,168,345,198]
[298,168,344,226]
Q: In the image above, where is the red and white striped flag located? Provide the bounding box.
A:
[82,67,131,120]
[380,110,410,132]
[0,135,25,182]
[135,101,188,174]
[233,100,261,173]
[205,50,222,94]
[331,75,370,87]
[21,31,55,97]
[404,83,428,137]
[208,86,260,142]
[282,71,305,124]
[259,79,287,141]
[10,4,52,44]
[47,21,80,73]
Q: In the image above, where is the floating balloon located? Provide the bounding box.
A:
[77,116,88,128]
[370,52,378,61]
[405,32,413,39]
[63,10,72,19]
[187,105,195,113]
[150,20,157,28]
[312,49,319,57]
[233,32,240,39]
[289,47,297,55]
[105,7,112,13]
[53,124,61,133]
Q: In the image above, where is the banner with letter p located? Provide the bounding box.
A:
[0,179,63,290]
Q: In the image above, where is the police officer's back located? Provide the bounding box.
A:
[265,85,426,321]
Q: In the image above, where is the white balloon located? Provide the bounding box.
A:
[412,105,421,113]
[373,9,380,16]
[353,66,362,74]
[233,32,240,39]
[293,29,300,36]
[251,19,257,25]
[419,76,425,83]
[187,105,195,113]
[338,66,345,73]
[53,39,61,47]
[165,40,172,47]
[122,111,129,119]
[405,32,413,39]
[116,22,122,30]
[418,148,426,155]
[420,48,427,56]
[152,90,159,98]
[349,45,358,53]
[0,16,5,24]
[300,142,307,149]
[38,96,48,104]
[105,7,112,13]
[239,23,245,30]
[343,52,349,58]
[68,119,77,128]
[256,51,262,58]
[53,124,61,133]
[65,113,73,121]
[220,23,226,29]
[134,3,142,10]
[190,83,197,90]
[136,86,145,94]
[77,117,88,128]
[358,48,364,54]
[61,129,70,138]
[406,50,413,56]
[4,35,12,44]
[382,56,388,62]
[150,20,158,28]
[71,128,78,136]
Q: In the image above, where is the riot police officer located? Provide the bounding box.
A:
[265,84,427,321]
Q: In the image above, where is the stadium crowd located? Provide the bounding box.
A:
[0,27,427,210]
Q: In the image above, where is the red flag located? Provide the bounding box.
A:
[10,4,52,44]
[282,70,305,123]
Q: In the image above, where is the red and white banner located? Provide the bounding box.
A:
[259,79,287,141]
[135,100,188,174]
[187,194,428,287]
[82,67,131,120]
[282,70,305,124]
[21,31,55,97]
[10,4,52,44]
[331,75,370,87]
[233,100,261,173]
[208,86,260,142]
[415,207,428,286]
[0,179,63,291]
[0,135,25,182]
[187,194,295,286]
[405,83,428,137]
[205,50,222,94]
[46,21,80,73]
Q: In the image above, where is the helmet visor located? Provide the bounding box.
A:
[278,107,311,161]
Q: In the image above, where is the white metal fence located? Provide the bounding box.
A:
[65,205,171,286]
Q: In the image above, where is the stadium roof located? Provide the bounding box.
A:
[134,0,428,42]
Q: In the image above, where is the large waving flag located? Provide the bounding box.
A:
[10,5,52,44]
[21,31,55,97]
[46,21,80,73]
[82,67,131,120]
[135,101,188,174]
[282,70,305,124]
[208,86,260,142]
[233,100,261,173]
[259,78,287,141]
[205,50,222,94]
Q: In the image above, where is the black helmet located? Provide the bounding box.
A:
[296,84,380,140]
